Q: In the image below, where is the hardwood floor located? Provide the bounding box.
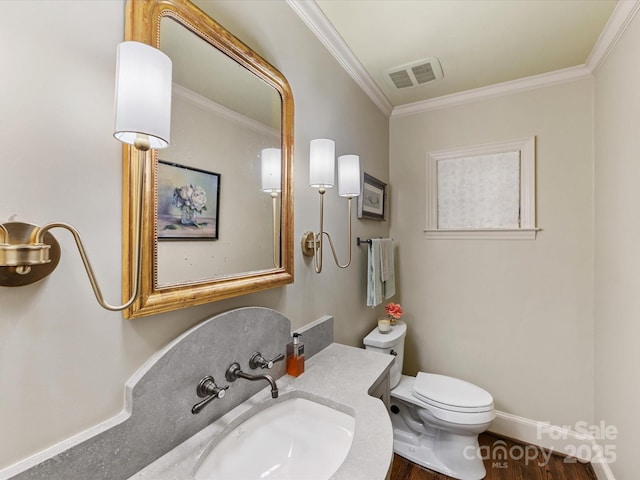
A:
[390,432,598,480]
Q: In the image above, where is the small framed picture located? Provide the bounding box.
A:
[358,172,387,220]
[157,160,221,240]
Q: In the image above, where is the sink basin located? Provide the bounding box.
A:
[194,397,355,479]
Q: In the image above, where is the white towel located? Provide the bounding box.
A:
[380,238,395,299]
[367,238,396,307]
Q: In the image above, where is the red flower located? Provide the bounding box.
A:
[385,302,403,319]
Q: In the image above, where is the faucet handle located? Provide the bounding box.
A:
[249,351,285,370]
[191,376,229,414]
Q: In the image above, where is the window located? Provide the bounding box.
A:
[425,137,538,239]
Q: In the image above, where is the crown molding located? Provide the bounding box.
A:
[286,0,393,117]
[173,83,279,138]
[586,0,640,73]
[288,0,640,119]
[391,65,592,118]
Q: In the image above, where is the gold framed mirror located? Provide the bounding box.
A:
[122,0,294,318]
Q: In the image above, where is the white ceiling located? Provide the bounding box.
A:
[289,0,632,116]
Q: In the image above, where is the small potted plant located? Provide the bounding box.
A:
[385,302,403,326]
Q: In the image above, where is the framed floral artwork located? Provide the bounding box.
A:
[157,160,221,240]
[358,172,387,220]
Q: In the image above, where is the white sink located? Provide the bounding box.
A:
[194,397,355,480]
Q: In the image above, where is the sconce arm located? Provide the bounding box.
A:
[322,233,351,269]
[322,196,354,269]
[302,188,326,273]
[309,189,326,273]
[33,222,140,311]
[0,147,145,307]
[271,192,280,268]
[301,193,355,273]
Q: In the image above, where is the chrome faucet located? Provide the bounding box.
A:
[225,352,284,399]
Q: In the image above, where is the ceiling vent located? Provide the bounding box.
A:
[384,57,443,89]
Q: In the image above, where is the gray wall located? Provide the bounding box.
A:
[0,0,389,469]
[389,79,595,427]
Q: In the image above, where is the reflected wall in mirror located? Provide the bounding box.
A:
[158,16,282,285]
[122,0,294,318]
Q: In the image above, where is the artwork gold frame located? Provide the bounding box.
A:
[358,173,387,220]
[121,0,294,318]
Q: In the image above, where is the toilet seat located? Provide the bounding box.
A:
[391,375,495,425]
[412,372,493,413]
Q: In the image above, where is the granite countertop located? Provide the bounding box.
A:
[128,343,395,480]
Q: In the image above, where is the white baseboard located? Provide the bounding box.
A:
[489,410,616,480]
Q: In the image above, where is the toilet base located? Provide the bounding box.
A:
[393,436,486,480]
[390,398,488,480]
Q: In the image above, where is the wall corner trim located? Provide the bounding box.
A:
[286,0,393,117]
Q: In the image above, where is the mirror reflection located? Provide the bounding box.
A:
[121,0,294,319]
[157,17,283,286]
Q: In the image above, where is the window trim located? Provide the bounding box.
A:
[425,136,538,240]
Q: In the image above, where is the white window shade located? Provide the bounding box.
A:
[425,137,538,240]
[437,151,520,229]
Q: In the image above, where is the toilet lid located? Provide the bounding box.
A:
[412,372,493,412]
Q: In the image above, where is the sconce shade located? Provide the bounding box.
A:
[114,41,172,149]
[261,148,282,192]
[338,154,361,197]
[309,138,335,188]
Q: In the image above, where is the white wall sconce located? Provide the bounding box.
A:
[301,139,361,273]
[261,147,282,267]
[0,41,172,311]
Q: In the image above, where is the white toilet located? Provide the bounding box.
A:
[363,321,495,480]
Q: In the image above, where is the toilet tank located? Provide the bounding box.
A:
[363,320,406,388]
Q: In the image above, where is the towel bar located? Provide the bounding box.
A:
[357,237,392,246]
